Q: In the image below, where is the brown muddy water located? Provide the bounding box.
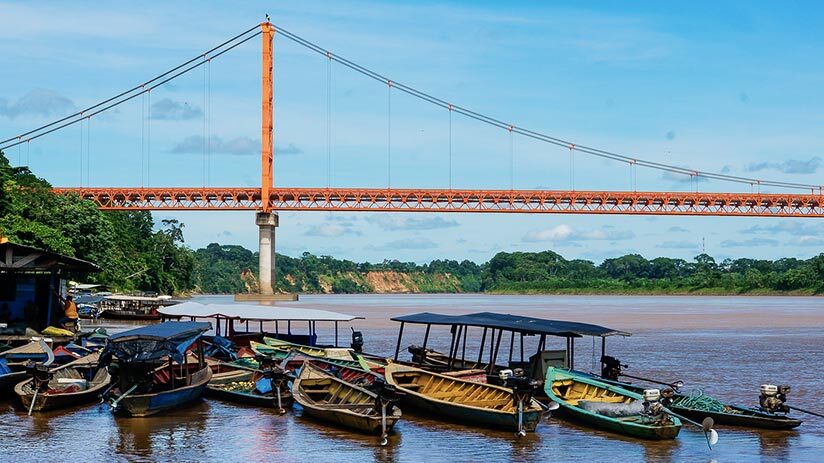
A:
[1,294,822,462]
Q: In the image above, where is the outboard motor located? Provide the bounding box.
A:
[25,360,52,390]
[760,384,791,413]
[350,328,364,353]
[260,363,289,415]
[660,387,675,408]
[368,378,405,446]
[642,389,673,425]
[505,368,541,437]
[601,355,626,381]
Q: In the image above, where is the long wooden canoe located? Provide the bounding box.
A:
[592,375,802,430]
[384,362,543,432]
[261,337,356,361]
[110,365,212,417]
[293,362,401,436]
[545,368,681,440]
[206,363,292,408]
[15,352,111,412]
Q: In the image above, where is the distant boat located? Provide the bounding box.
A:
[293,362,402,440]
[103,321,212,417]
[15,352,111,413]
[544,368,681,440]
[98,294,178,321]
[384,362,544,433]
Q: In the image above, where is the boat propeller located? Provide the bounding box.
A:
[24,360,53,416]
[368,379,404,446]
[262,365,289,415]
[505,369,540,438]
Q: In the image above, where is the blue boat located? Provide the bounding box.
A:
[101,321,213,417]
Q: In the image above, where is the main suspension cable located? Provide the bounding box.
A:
[0,26,261,150]
[271,23,822,192]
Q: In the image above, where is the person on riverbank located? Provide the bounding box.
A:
[56,293,78,329]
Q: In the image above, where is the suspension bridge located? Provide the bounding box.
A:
[3,21,824,296]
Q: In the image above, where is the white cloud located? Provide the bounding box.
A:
[366,215,459,231]
[523,224,633,242]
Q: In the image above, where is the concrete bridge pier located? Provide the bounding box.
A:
[234,211,297,302]
[256,211,278,295]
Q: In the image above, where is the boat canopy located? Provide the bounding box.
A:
[105,321,211,364]
[391,312,630,338]
[158,301,363,322]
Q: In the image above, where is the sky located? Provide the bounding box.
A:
[2,1,824,264]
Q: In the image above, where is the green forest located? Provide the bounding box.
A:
[4,150,824,295]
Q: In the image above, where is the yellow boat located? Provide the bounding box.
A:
[384,362,544,433]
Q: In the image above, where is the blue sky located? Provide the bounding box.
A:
[2,1,824,264]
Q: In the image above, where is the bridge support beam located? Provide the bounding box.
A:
[256,211,278,295]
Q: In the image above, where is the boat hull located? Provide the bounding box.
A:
[114,366,211,417]
[400,388,542,432]
[384,362,543,433]
[674,405,802,430]
[293,363,401,436]
[585,373,804,430]
[205,385,293,408]
[99,310,161,321]
[545,368,681,440]
[300,404,395,435]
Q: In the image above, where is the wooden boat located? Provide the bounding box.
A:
[206,362,292,408]
[111,365,212,417]
[281,350,385,377]
[99,309,161,321]
[384,362,544,432]
[261,337,356,361]
[0,340,54,394]
[545,368,681,440]
[293,362,401,439]
[14,352,111,413]
[591,375,802,430]
[103,321,213,417]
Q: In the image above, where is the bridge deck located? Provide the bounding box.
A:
[52,187,824,217]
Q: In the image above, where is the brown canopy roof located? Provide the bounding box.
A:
[0,239,100,273]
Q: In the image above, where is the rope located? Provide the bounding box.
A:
[147,90,152,186]
[87,117,91,185]
[448,104,452,190]
[387,80,392,188]
[672,389,738,414]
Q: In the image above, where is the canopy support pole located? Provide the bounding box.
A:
[477,328,488,364]
[601,337,606,358]
[508,331,515,363]
[570,337,575,370]
[335,321,339,346]
[520,333,524,363]
[460,326,468,365]
[490,329,503,374]
[447,325,458,368]
[393,322,405,361]
[448,325,462,369]
[418,324,432,366]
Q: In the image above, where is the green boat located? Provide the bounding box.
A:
[545,368,681,440]
[600,378,802,430]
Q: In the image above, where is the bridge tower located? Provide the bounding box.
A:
[238,21,295,302]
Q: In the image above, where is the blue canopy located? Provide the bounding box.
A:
[105,321,211,364]
[391,312,630,338]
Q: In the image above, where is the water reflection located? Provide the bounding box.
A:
[110,400,210,460]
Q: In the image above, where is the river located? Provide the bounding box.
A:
[1,294,822,462]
